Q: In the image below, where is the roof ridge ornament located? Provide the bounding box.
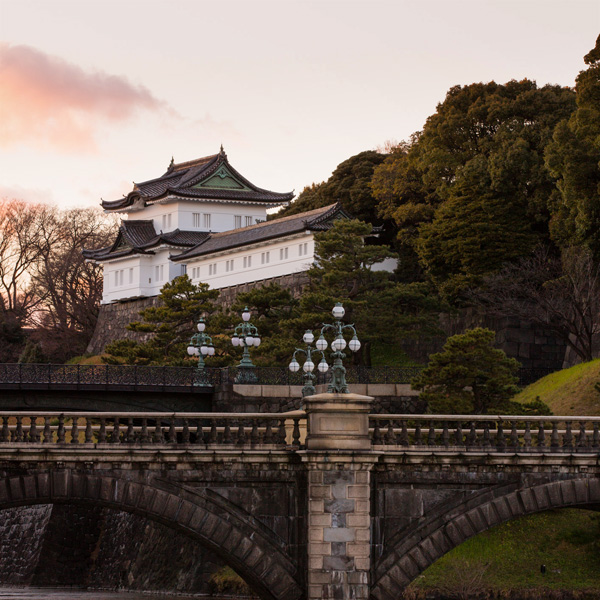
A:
[167,156,175,172]
[219,144,226,157]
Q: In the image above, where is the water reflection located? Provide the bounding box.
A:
[0,589,214,600]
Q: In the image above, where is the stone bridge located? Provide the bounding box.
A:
[0,395,598,600]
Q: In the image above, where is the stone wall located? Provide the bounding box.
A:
[87,270,572,370]
[0,505,52,584]
[87,272,310,355]
[397,310,569,371]
[0,505,228,593]
[86,296,161,355]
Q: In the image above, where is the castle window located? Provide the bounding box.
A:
[193,213,201,228]
[299,242,308,256]
[226,259,234,272]
[162,214,172,230]
[129,268,133,284]
[234,215,242,228]
[203,214,211,229]
[243,256,252,269]
[245,216,252,227]
[261,251,270,264]
[280,247,288,260]
[208,263,217,276]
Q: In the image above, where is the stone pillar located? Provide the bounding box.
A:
[301,392,379,600]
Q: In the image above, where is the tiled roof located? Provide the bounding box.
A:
[101,148,293,211]
[82,220,210,261]
[173,203,349,261]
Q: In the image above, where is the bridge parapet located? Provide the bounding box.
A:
[0,411,305,448]
[370,413,600,452]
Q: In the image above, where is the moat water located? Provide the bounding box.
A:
[0,590,230,600]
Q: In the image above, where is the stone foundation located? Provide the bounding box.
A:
[87,272,310,355]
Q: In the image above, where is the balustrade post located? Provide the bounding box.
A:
[577,422,588,448]
[537,422,546,448]
[43,417,52,444]
[551,422,559,449]
[71,417,79,444]
[414,422,422,446]
[495,422,505,450]
[524,421,532,449]
[98,418,107,443]
[593,423,599,449]
[28,417,39,443]
[510,422,519,448]
[57,415,66,443]
[428,421,436,446]
[85,418,93,443]
[563,421,573,449]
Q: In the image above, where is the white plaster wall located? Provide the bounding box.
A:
[185,234,315,289]
[124,199,268,234]
[101,249,187,303]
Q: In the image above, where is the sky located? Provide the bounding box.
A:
[0,0,598,210]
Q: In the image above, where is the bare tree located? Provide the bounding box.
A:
[0,199,50,322]
[472,247,600,363]
[30,208,117,361]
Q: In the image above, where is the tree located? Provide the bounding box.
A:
[0,199,50,323]
[273,151,387,226]
[545,35,600,257]
[298,219,443,365]
[371,80,576,295]
[411,328,521,414]
[104,275,219,365]
[471,247,600,364]
[230,283,300,365]
[30,207,117,362]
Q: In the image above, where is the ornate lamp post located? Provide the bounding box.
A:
[231,306,261,384]
[288,330,328,397]
[187,317,215,386]
[315,302,361,394]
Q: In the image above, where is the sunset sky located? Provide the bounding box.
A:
[0,0,598,210]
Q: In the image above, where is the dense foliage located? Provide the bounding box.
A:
[104,275,219,365]
[372,80,576,295]
[545,35,600,258]
[411,328,522,414]
[272,151,386,226]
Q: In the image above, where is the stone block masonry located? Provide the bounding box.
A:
[301,391,379,600]
[303,456,377,599]
[87,272,309,355]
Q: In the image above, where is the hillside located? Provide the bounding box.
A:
[513,359,600,416]
[413,508,600,596]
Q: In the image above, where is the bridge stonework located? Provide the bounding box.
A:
[0,405,598,599]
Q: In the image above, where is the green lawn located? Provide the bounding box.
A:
[513,359,600,416]
[412,509,600,596]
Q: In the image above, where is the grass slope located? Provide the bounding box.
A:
[513,359,600,416]
[413,363,600,596]
[413,509,600,595]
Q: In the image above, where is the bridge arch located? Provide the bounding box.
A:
[0,470,303,600]
[372,477,600,600]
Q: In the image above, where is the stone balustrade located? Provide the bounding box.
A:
[0,411,305,447]
[370,414,600,451]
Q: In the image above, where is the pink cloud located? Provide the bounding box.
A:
[0,43,170,152]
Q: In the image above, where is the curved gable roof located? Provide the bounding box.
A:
[101,148,293,211]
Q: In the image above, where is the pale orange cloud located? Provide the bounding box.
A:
[0,43,170,152]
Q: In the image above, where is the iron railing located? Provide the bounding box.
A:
[0,363,556,390]
[0,411,305,448]
[369,414,600,451]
